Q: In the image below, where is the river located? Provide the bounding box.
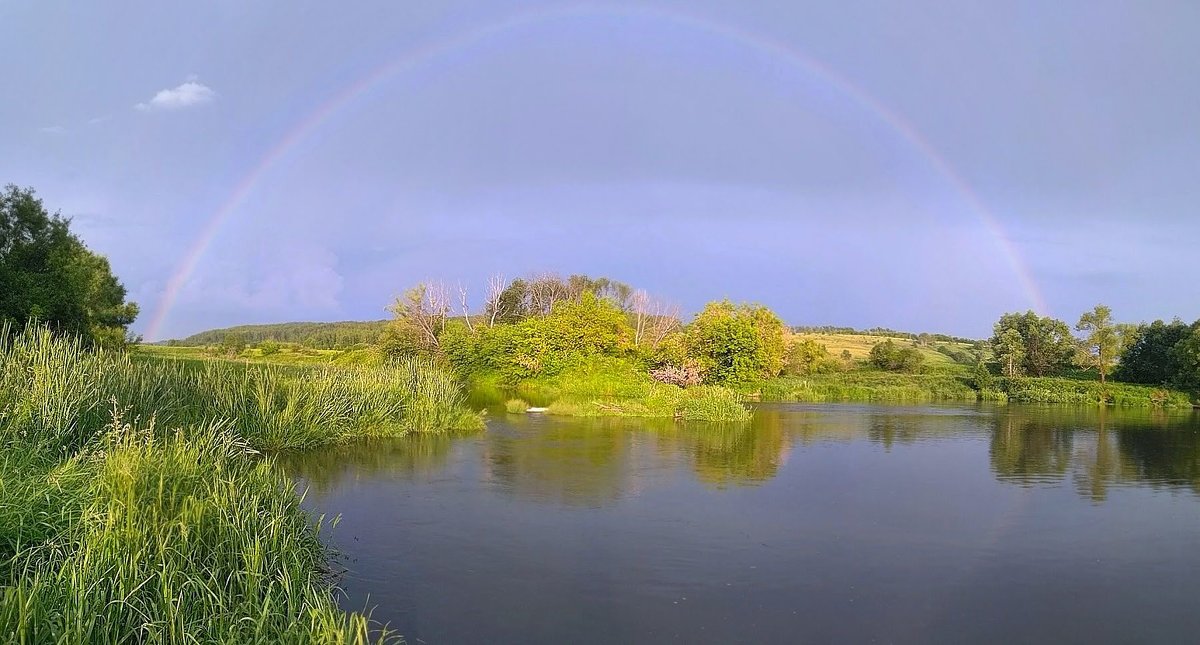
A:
[280,403,1200,643]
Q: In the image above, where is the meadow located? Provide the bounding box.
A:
[0,326,482,642]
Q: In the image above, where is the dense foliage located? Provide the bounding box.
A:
[868,339,926,373]
[685,301,786,385]
[990,311,1075,377]
[177,320,388,349]
[1114,319,1192,385]
[0,185,138,347]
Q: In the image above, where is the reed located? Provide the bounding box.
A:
[0,325,483,641]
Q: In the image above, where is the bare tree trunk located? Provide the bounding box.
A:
[485,273,505,328]
[458,283,474,333]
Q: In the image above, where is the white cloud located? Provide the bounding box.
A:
[39,125,67,134]
[87,115,110,125]
[135,76,215,112]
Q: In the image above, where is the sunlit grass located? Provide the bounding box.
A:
[0,325,483,641]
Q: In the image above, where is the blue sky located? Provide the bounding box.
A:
[3,1,1197,340]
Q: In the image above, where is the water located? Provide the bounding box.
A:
[280,403,1200,643]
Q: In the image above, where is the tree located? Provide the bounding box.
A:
[0,185,139,345]
[1171,323,1200,393]
[991,311,1074,376]
[868,339,924,373]
[993,328,1026,378]
[631,288,680,350]
[382,282,449,356]
[686,301,786,385]
[1075,304,1118,384]
[218,332,246,357]
[490,278,529,324]
[784,338,831,375]
[1114,319,1190,385]
[527,273,572,316]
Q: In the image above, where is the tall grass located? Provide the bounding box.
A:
[0,325,483,641]
[1,327,483,452]
[1,414,385,643]
[1002,376,1193,407]
[757,372,979,403]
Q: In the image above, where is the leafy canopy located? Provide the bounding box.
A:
[0,185,138,346]
[686,300,786,385]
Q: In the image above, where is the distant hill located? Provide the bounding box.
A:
[172,320,389,349]
[791,325,981,345]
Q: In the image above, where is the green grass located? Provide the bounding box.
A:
[756,370,980,403]
[475,356,753,423]
[793,333,974,367]
[1,326,484,641]
[753,367,1195,408]
[139,343,381,368]
[505,399,531,414]
[1003,376,1193,407]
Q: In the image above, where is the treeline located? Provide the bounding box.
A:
[987,306,1200,393]
[383,272,830,386]
[174,320,388,349]
[793,325,978,345]
[0,186,138,347]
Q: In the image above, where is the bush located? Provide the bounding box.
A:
[686,301,786,385]
[505,398,530,414]
[868,339,925,373]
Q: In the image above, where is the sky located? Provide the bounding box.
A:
[2,0,1198,341]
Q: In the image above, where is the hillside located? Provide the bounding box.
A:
[173,320,389,349]
[792,332,982,368]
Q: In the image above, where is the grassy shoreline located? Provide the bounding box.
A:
[750,371,1195,408]
[1,328,482,641]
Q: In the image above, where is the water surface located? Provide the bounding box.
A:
[281,403,1200,643]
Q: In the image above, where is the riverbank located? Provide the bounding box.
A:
[473,359,753,423]
[752,370,1195,408]
[1,329,481,641]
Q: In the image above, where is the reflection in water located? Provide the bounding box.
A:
[278,433,457,494]
[986,406,1200,500]
[282,404,1200,505]
[279,403,1200,644]
[482,415,643,506]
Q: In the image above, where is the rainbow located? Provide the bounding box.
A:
[144,4,1046,340]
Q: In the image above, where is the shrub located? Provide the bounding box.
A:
[505,398,530,414]
[650,363,704,388]
[686,301,786,385]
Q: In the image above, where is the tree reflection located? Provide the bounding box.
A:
[482,416,640,507]
[276,433,458,495]
[988,406,1200,500]
[687,419,788,487]
[989,411,1074,485]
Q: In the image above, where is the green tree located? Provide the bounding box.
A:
[1114,319,1190,385]
[1171,323,1200,393]
[991,311,1074,376]
[382,283,448,357]
[0,185,139,345]
[1075,304,1118,384]
[783,338,831,376]
[686,301,786,385]
[868,339,924,373]
[218,332,246,356]
[993,328,1026,378]
[490,278,529,324]
[840,349,854,368]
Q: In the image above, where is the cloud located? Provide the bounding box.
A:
[39,125,67,134]
[135,76,215,112]
[87,115,110,125]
